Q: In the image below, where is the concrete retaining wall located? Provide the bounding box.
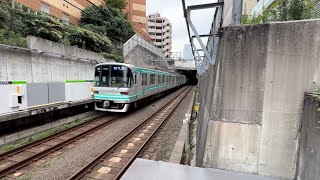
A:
[124,44,169,70]
[0,36,113,114]
[0,36,113,82]
[297,94,320,180]
[197,20,320,179]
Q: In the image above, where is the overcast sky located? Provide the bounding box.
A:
[146,0,217,56]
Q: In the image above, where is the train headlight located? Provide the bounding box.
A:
[121,92,129,95]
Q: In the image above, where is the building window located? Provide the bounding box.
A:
[41,2,50,14]
[62,13,69,24]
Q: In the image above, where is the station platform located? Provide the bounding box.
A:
[121,158,278,180]
[0,99,93,123]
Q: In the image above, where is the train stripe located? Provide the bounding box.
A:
[94,84,171,101]
[65,80,94,83]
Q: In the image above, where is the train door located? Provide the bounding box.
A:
[133,72,138,96]
[140,73,147,97]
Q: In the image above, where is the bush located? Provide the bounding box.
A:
[0,29,27,47]
[0,2,114,56]
[242,0,316,24]
[81,5,135,43]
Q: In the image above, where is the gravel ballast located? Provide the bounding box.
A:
[141,86,195,162]
[21,87,188,180]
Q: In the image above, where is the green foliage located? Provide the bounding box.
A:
[242,0,316,24]
[0,29,27,47]
[102,51,124,62]
[0,2,113,55]
[25,13,66,42]
[67,25,112,52]
[81,5,135,43]
[105,0,127,10]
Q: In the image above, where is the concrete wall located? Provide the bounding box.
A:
[27,36,107,63]
[197,20,320,179]
[0,36,113,82]
[0,36,111,114]
[297,94,320,180]
[124,45,169,70]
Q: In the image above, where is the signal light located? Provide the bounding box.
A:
[121,92,129,95]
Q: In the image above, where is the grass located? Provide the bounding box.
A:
[310,87,320,112]
[0,112,104,154]
[188,87,199,165]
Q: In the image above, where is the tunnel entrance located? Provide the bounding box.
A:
[176,69,198,85]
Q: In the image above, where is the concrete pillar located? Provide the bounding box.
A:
[232,0,243,25]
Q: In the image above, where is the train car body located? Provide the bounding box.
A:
[92,62,187,112]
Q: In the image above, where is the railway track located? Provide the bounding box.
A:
[0,114,122,179]
[69,86,192,180]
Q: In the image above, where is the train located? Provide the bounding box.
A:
[92,62,187,112]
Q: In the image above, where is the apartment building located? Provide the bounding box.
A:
[147,13,172,58]
[14,0,149,40]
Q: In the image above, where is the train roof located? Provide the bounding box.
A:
[96,62,184,76]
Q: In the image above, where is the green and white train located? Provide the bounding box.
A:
[92,62,187,112]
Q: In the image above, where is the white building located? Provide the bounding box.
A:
[147,13,172,58]
[183,44,193,60]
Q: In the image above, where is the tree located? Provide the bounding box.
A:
[105,0,127,10]
[81,5,135,43]
[242,0,316,24]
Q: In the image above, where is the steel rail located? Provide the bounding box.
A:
[0,113,108,162]
[68,86,192,180]
[0,115,122,178]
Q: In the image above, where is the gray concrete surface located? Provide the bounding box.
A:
[124,45,169,70]
[0,36,113,83]
[121,158,278,180]
[296,93,320,180]
[27,36,107,63]
[169,91,195,164]
[197,19,320,179]
[0,99,93,123]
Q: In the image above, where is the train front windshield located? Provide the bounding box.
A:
[94,65,133,88]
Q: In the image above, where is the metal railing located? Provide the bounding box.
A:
[182,0,224,76]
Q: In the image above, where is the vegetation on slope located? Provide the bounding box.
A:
[242,0,317,24]
[0,0,134,62]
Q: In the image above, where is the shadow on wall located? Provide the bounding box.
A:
[196,19,320,179]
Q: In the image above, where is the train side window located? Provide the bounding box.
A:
[134,74,137,85]
[145,74,148,85]
[162,75,165,83]
[158,75,161,84]
[150,74,155,85]
[141,74,144,86]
